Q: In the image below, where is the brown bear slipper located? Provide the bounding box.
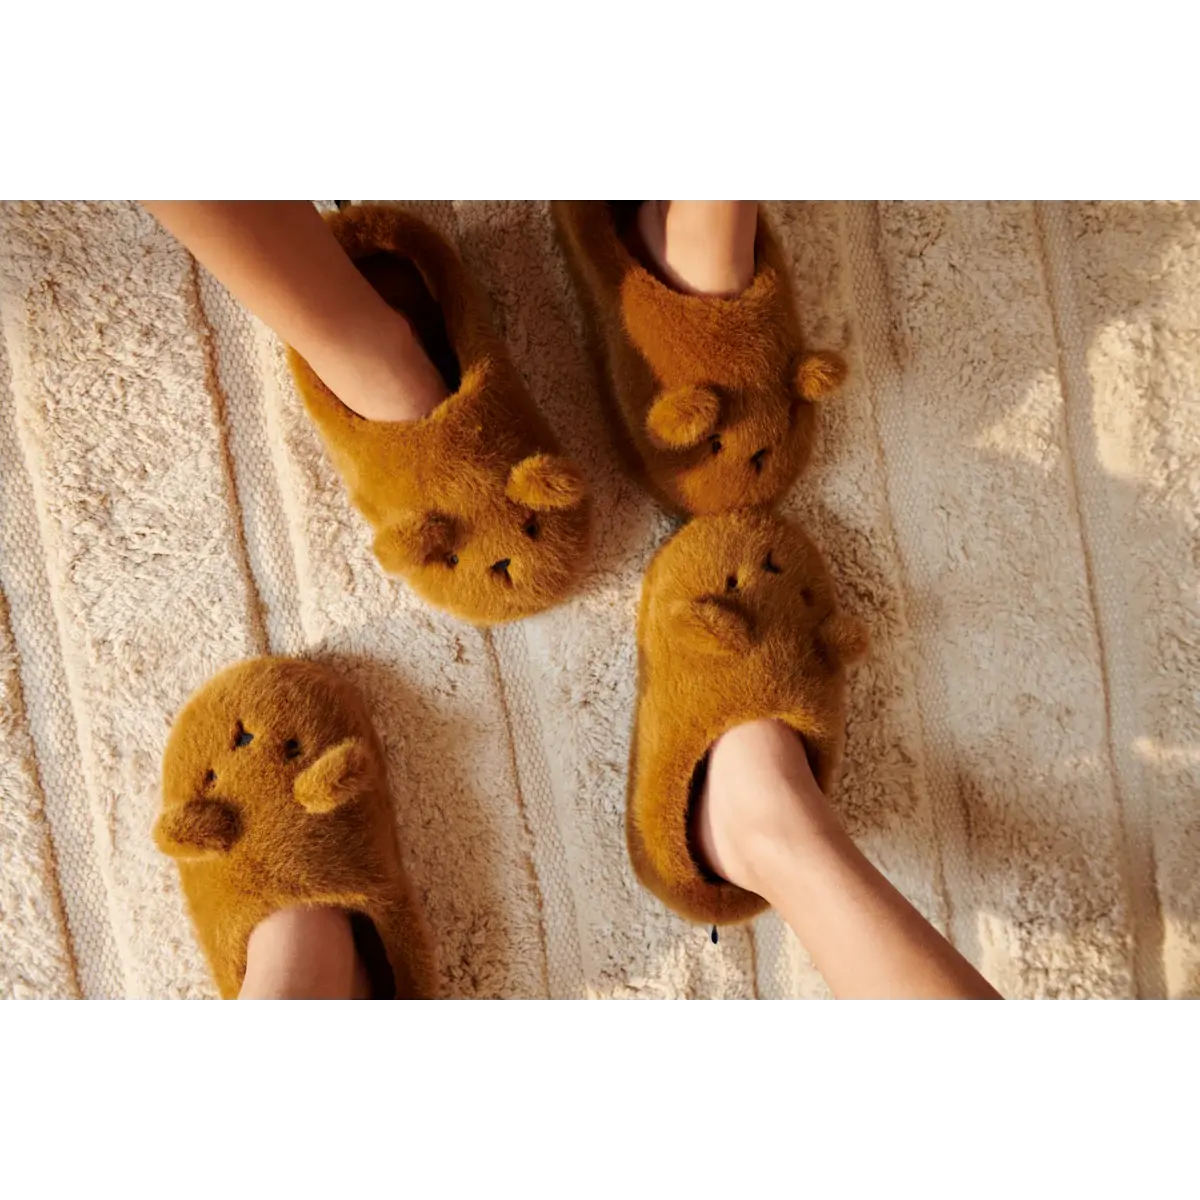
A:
[154,656,435,999]
[551,202,847,518]
[627,509,868,927]
[288,205,590,625]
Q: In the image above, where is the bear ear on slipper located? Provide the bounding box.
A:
[646,386,721,451]
[154,798,242,859]
[294,738,378,814]
[817,613,870,667]
[671,598,755,656]
[505,453,588,511]
[791,350,848,403]
[372,512,460,574]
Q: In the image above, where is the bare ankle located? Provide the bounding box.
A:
[306,310,450,423]
[240,906,371,999]
[693,718,837,895]
[634,201,759,297]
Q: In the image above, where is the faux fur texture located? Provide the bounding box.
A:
[627,510,867,924]
[551,202,846,517]
[289,205,590,625]
[2,201,1197,1000]
[155,656,435,999]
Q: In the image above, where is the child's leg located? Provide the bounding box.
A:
[143,201,447,422]
[695,719,1001,999]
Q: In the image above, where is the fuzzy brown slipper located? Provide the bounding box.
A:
[154,657,435,998]
[288,205,590,626]
[627,510,868,926]
[551,202,846,518]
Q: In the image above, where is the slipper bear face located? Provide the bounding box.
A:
[643,352,842,515]
[293,354,593,627]
[551,202,846,519]
[644,508,868,675]
[370,449,591,625]
[155,658,383,863]
[286,203,592,627]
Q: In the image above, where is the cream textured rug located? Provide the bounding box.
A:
[0,201,1196,999]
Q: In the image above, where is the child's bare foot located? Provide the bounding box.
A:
[303,311,450,423]
[240,906,372,1000]
[633,201,759,297]
[693,718,836,893]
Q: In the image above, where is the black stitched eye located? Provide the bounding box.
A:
[763,552,782,574]
[204,769,216,786]
[725,574,739,592]
[523,516,540,539]
[710,437,723,456]
[234,724,253,748]
[283,739,301,760]
[801,588,813,606]
[750,447,769,474]
[446,553,459,568]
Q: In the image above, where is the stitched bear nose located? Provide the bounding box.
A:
[491,558,512,575]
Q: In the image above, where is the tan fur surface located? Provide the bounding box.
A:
[289,205,590,625]
[551,201,845,516]
[628,510,867,924]
[1,201,1197,999]
[155,657,434,998]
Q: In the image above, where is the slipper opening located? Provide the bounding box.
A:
[355,252,462,394]
[685,752,725,885]
[348,910,397,1000]
[797,732,821,783]
[608,200,642,237]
